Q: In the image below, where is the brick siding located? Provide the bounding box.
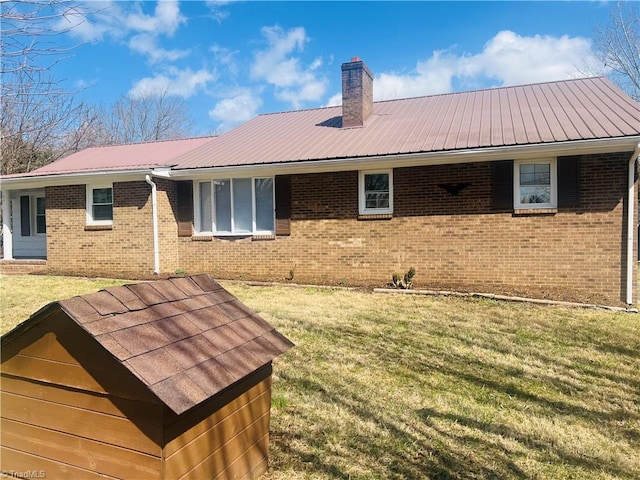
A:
[41,152,636,306]
[45,182,155,276]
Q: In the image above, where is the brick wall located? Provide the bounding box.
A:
[175,152,636,306]
[45,182,156,276]
[41,151,636,306]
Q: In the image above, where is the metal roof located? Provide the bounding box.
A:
[2,76,638,181]
[12,136,216,177]
[2,275,293,415]
[172,77,639,170]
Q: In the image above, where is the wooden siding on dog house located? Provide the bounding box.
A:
[1,275,293,480]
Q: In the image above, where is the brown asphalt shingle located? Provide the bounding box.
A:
[59,296,102,324]
[127,283,169,306]
[104,286,148,311]
[39,275,293,414]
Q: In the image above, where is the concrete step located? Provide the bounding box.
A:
[0,260,47,275]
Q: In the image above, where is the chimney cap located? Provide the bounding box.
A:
[351,56,361,62]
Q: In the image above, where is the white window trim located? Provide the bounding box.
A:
[194,181,213,235]
[359,170,393,215]
[33,196,46,235]
[514,159,557,209]
[195,177,275,235]
[86,183,113,226]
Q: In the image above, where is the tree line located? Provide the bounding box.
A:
[1,0,195,175]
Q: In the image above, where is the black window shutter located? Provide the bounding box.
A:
[557,156,581,208]
[20,196,31,236]
[176,181,193,237]
[492,160,513,211]
[275,175,291,235]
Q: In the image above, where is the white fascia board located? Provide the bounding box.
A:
[0,169,154,190]
[169,136,640,180]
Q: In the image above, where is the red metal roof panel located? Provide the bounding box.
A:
[24,136,216,176]
[2,78,637,183]
[170,77,638,171]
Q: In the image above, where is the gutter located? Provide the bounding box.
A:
[0,169,155,190]
[167,136,640,179]
[145,175,160,275]
[627,142,640,305]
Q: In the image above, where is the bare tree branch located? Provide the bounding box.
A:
[0,0,100,174]
[95,91,195,145]
[592,1,640,101]
[1,0,90,76]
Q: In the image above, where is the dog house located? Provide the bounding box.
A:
[1,274,293,479]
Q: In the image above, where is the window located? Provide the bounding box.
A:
[35,197,46,234]
[514,159,556,209]
[19,195,46,236]
[359,170,393,215]
[197,178,274,234]
[86,184,113,225]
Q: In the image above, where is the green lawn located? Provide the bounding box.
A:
[1,275,639,479]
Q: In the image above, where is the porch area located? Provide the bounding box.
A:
[0,259,47,275]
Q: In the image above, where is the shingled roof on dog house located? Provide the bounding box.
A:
[1,274,293,480]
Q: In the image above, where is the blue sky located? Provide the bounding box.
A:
[48,1,614,135]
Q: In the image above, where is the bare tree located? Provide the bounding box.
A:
[97,91,195,145]
[0,0,96,174]
[0,68,98,174]
[592,1,640,101]
[1,0,87,78]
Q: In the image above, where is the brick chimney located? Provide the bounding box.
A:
[341,57,373,128]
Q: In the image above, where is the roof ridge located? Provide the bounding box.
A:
[81,135,218,150]
[255,76,608,118]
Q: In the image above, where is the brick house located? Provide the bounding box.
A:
[2,58,639,306]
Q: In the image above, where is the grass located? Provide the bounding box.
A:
[0,275,127,335]
[2,275,639,479]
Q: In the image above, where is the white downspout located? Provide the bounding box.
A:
[1,189,13,260]
[626,143,640,305]
[145,175,160,275]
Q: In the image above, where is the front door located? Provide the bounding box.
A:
[11,192,47,259]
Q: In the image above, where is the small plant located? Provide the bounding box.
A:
[272,393,288,409]
[174,268,186,276]
[338,278,348,287]
[286,264,297,282]
[390,267,416,289]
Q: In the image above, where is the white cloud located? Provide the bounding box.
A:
[128,34,190,63]
[251,26,308,86]
[458,31,598,86]
[376,51,458,101]
[325,92,342,107]
[129,67,217,98]
[205,0,232,23]
[208,92,263,132]
[124,0,185,36]
[54,1,123,42]
[60,1,187,63]
[371,30,602,102]
[251,26,328,108]
[277,79,328,108]
[210,45,239,76]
